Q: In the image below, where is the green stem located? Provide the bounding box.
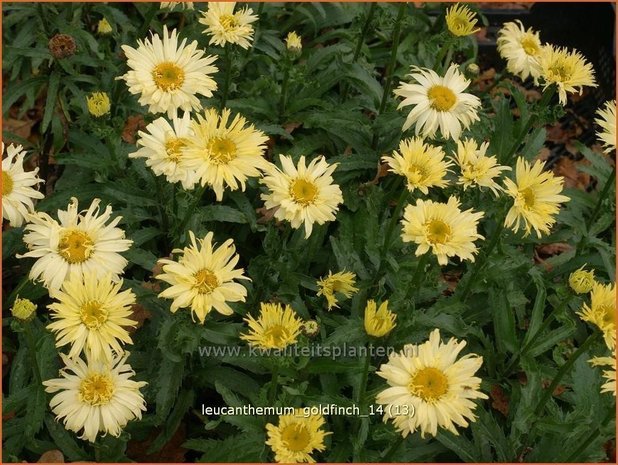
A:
[377,3,406,115]
[576,165,616,253]
[175,185,207,243]
[441,44,454,74]
[278,62,290,121]
[503,294,571,375]
[353,3,377,62]
[564,407,614,461]
[533,333,599,416]
[154,175,170,239]
[137,3,158,38]
[458,217,505,303]
[403,252,430,301]
[356,350,371,406]
[382,435,405,461]
[220,47,233,110]
[379,184,409,266]
[504,86,555,163]
[268,366,279,404]
[24,324,43,387]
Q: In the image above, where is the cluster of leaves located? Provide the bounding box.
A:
[2,2,615,463]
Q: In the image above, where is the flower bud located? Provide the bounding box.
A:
[11,297,36,322]
[285,31,302,56]
[302,320,320,338]
[97,18,113,35]
[86,92,111,117]
[569,265,595,294]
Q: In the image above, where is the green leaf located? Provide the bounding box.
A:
[41,69,60,133]
[147,389,194,454]
[154,357,185,425]
[44,415,89,461]
[491,289,518,354]
[197,205,248,224]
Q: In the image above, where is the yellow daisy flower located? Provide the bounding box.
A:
[382,136,452,194]
[184,108,269,201]
[18,197,133,291]
[316,270,358,310]
[47,272,137,363]
[496,20,543,81]
[595,100,616,153]
[131,111,198,190]
[43,352,147,443]
[445,3,480,37]
[376,328,487,438]
[394,64,481,140]
[119,25,218,117]
[450,137,511,196]
[589,350,616,396]
[86,91,110,117]
[199,2,258,50]
[568,265,595,294]
[401,196,484,266]
[538,45,597,106]
[578,282,616,350]
[240,302,304,350]
[156,231,249,323]
[266,409,330,463]
[261,155,343,238]
[2,142,44,227]
[503,157,570,238]
[364,300,396,338]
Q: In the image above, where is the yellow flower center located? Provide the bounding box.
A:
[521,187,536,208]
[58,230,94,264]
[452,17,470,31]
[601,305,615,325]
[521,37,540,56]
[152,62,185,91]
[281,423,311,452]
[165,137,188,163]
[194,269,219,294]
[2,171,14,196]
[219,14,239,31]
[548,63,572,82]
[407,163,428,181]
[264,324,287,346]
[426,219,452,245]
[80,300,108,329]
[290,179,318,205]
[427,85,457,111]
[79,373,115,406]
[409,367,449,402]
[207,137,237,164]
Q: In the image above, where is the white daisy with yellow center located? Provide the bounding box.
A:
[131,112,198,190]
[2,143,44,227]
[496,20,543,82]
[595,100,616,153]
[47,272,137,363]
[376,328,487,438]
[261,155,343,238]
[43,352,147,443]
[199,2,258,50]
[382,136,452,194]
[538,45,597,106]
[18,198,133,291]
[120,25,218,117]
[401,196,484,266]
[184,108,269,201]
[451,138,511,196]
[394,64,481,140]
[156,231,250,323]
[266,409,330,463]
